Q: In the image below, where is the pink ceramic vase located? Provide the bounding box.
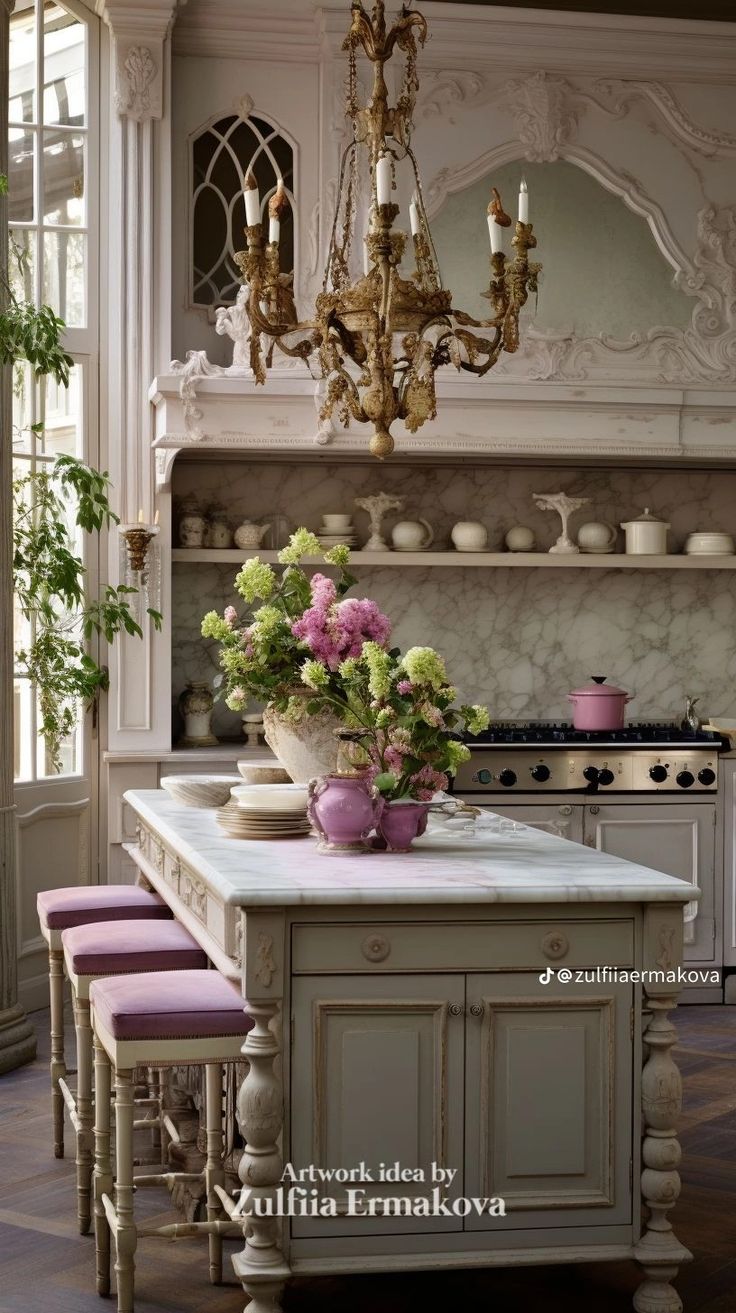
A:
[377,801,430,853]
[307,774,384,853]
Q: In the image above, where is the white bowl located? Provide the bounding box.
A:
[236,759,292,784]
[231,783,309,812]
[684,532,734,554]
[161,775,240,808]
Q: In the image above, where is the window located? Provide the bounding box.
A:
[190,111,295,309]
[9,0,97,781]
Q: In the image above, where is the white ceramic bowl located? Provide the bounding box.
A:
[161,775,241,808]
[684,532,734,554]
[236,759,292,784]
[231,783,309,812]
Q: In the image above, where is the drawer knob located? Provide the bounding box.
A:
[449,1003,464,1017]
[361,934,391,963]
[469,1002,484,1018]
[541,930,570,960]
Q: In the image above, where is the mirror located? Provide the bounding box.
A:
[429,160,692,339]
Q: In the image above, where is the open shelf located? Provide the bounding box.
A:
[171,548,736,570]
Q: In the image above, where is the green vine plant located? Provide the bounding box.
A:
[3,174,161,771]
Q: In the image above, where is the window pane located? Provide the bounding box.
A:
[44,4,86,128]
[12,361,34,451]
[43,228,85,325]
[43,128,85,225]
[42,363,82,457]
[8,226,36,303]
[8,124,34,221]
[37,692,81,778]
[13,679,35,782]
[9,1,36,125]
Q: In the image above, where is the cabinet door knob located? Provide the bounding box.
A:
[469,1002,484,1017]
[448,1002,464,1017]
[558,805,572,817]
[589,804,600,815]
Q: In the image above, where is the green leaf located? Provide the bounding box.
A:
[373,772,397,794]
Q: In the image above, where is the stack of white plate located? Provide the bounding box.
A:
[684,532,735,555]
[316,532,358,548]
[217,783,311,840]
[316,515,357,549]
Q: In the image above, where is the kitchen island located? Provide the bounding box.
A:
[125,789,696,1313]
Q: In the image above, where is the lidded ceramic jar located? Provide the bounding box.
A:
[179,498,207,549]
[620,508,669,555]
[205,506,232,549]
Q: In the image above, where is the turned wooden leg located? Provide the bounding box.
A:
[113,1068,137,1313]
[157,1068,171,1164]
[72,993,94,1234]
[231,998,290,1313]
[49,949,66,1158]
[93,1036,112,1297]
[633,992,692,1313]
[205,1063,225,1284]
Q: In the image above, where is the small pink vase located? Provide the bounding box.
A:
[307,775,385,853]
[377,801,430,853]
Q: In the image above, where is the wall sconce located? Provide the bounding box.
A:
[119,511,161,620]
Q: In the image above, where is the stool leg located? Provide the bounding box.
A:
[205,1063,225,1284]
[93,1036,112,1297]
[157,1068,170,1163]
[114,1068,137,1313]
[49,949,66,1157]
[72,993,94,1234]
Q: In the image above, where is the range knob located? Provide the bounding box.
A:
[676,770,695,789]
[649,764,668,783]
[698,767,716,786]
[498,768,517,788]
[476,769,492,785]
[598,768,615,786]
[582,766,600,784]
[530,764,551,782]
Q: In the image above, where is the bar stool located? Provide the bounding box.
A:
[62,919,208,1234]
[90,969,252,1313]
[37,885,172,1158]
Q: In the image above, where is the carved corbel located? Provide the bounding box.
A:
[98,0,182,122]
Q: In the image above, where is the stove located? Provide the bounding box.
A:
[454,721,724,794]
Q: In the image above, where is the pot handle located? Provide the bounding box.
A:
[418,518,434,549]
[306,776,328,836]
[625,693,635,702]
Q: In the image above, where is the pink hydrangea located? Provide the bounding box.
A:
[410,764,449,801]
[397,679,413,695]
[291,576,391,670]
[224,605,238,628]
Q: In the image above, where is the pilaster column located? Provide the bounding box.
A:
[0,0,37,1073]
[98,0,177,750]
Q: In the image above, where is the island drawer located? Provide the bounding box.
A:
[291,919,635,974]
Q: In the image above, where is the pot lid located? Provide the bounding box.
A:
[620,507,670,527]
[569,675,629,698]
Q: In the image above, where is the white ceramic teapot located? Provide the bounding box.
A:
[391,519,434,551]
[234,520,271,550]
[451,521,488,552]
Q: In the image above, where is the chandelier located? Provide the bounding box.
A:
[234,0,541,459]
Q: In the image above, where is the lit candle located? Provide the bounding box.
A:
[268,178,287,244]
[376,153,392,207]
[518,177,529,224]
[243,170,260,227]
[153,509,160,526]
[487,215,503,255]
[137,508,144,524]
[409,199,420,237]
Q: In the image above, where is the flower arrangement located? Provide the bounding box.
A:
[201,529,488,801]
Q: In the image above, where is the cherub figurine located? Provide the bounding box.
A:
[214,285,253,369]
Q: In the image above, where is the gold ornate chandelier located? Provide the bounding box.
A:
[234,0,541,459]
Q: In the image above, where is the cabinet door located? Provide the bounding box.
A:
[583,802,715,962]
[290,973,465,1237]
[465,973,633,1230]
[487,803,584,844]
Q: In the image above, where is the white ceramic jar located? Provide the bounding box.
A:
[504,525,535,552]
[391,519,434,551]
[620,508,669,555]
[576,521,617,553]
[179,499,207,548]
[450,521,488,551]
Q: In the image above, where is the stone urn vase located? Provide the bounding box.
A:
[178,681,218,747]
[377,800,430,852]
[262,695,342,784]
[307,775,385,854]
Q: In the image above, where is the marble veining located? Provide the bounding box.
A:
[126,790,696,907]
[171,463,736,731]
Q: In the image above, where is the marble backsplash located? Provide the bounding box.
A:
[171,461,736,736]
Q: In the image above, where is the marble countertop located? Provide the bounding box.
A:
[126,790,698,908]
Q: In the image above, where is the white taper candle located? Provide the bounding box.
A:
[518,177,529,224]
[376,153,392,206]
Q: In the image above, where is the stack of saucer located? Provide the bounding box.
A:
[217,783,311,840]
[684,532,735,556]
[316,513,357,548]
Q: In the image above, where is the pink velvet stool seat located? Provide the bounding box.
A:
[90,970,253,1313]
[61,921,209,1237]
[36,883,173,1163]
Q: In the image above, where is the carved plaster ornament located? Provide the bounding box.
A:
[254,933,277,987]
[592,79,736,159]
[355,492,405,550]
[504,71,579,162]
[113,45,158,121]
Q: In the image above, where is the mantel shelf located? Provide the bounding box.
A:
[171,549,736,570]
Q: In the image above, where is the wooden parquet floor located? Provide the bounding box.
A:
[0,1006,734,1313]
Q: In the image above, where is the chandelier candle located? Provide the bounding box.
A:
[268,179,288,245]
[232,0,541,458]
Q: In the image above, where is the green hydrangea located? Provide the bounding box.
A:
[362,641,392,699]
[300,659,329,691]
[445,739,471,772]
[323,543,351,567]
[225,686,247,712]
[234,557,276,604]
[338,657,360,680]
[278,528,321,564]
[252,604,283,638]
[201,611,233,641]
[400,646,448,691]
[375,707,396,727]
[465,704,490,735]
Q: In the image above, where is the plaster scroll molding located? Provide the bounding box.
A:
[169,349,311,440]
[154,446,180,492]
[503,71,579,163]
[592,80,736,159]
[415,70,489,123]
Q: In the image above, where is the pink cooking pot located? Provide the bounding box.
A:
[567,676,633,731]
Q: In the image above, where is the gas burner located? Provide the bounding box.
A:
[465,721,722,748]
